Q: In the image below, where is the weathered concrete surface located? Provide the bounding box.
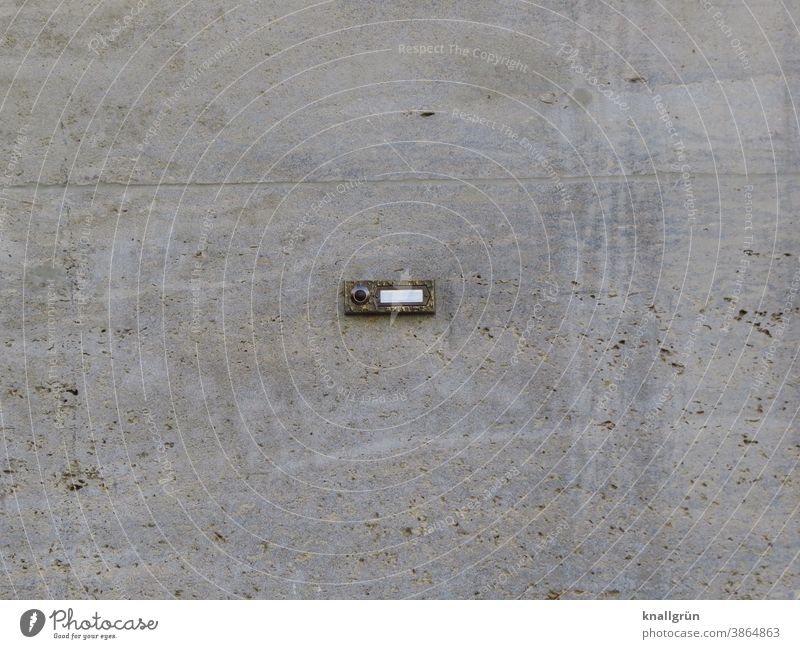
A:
[0,1,798,599]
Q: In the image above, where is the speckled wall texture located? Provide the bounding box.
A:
[0,1,798,599]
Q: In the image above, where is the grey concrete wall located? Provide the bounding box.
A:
[0,0,798,599]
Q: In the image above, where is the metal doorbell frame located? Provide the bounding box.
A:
[343,279,436,315]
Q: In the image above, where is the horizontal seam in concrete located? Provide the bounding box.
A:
[0,171,782,192]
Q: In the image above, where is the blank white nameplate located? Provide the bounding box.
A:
[379,289,425,305]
